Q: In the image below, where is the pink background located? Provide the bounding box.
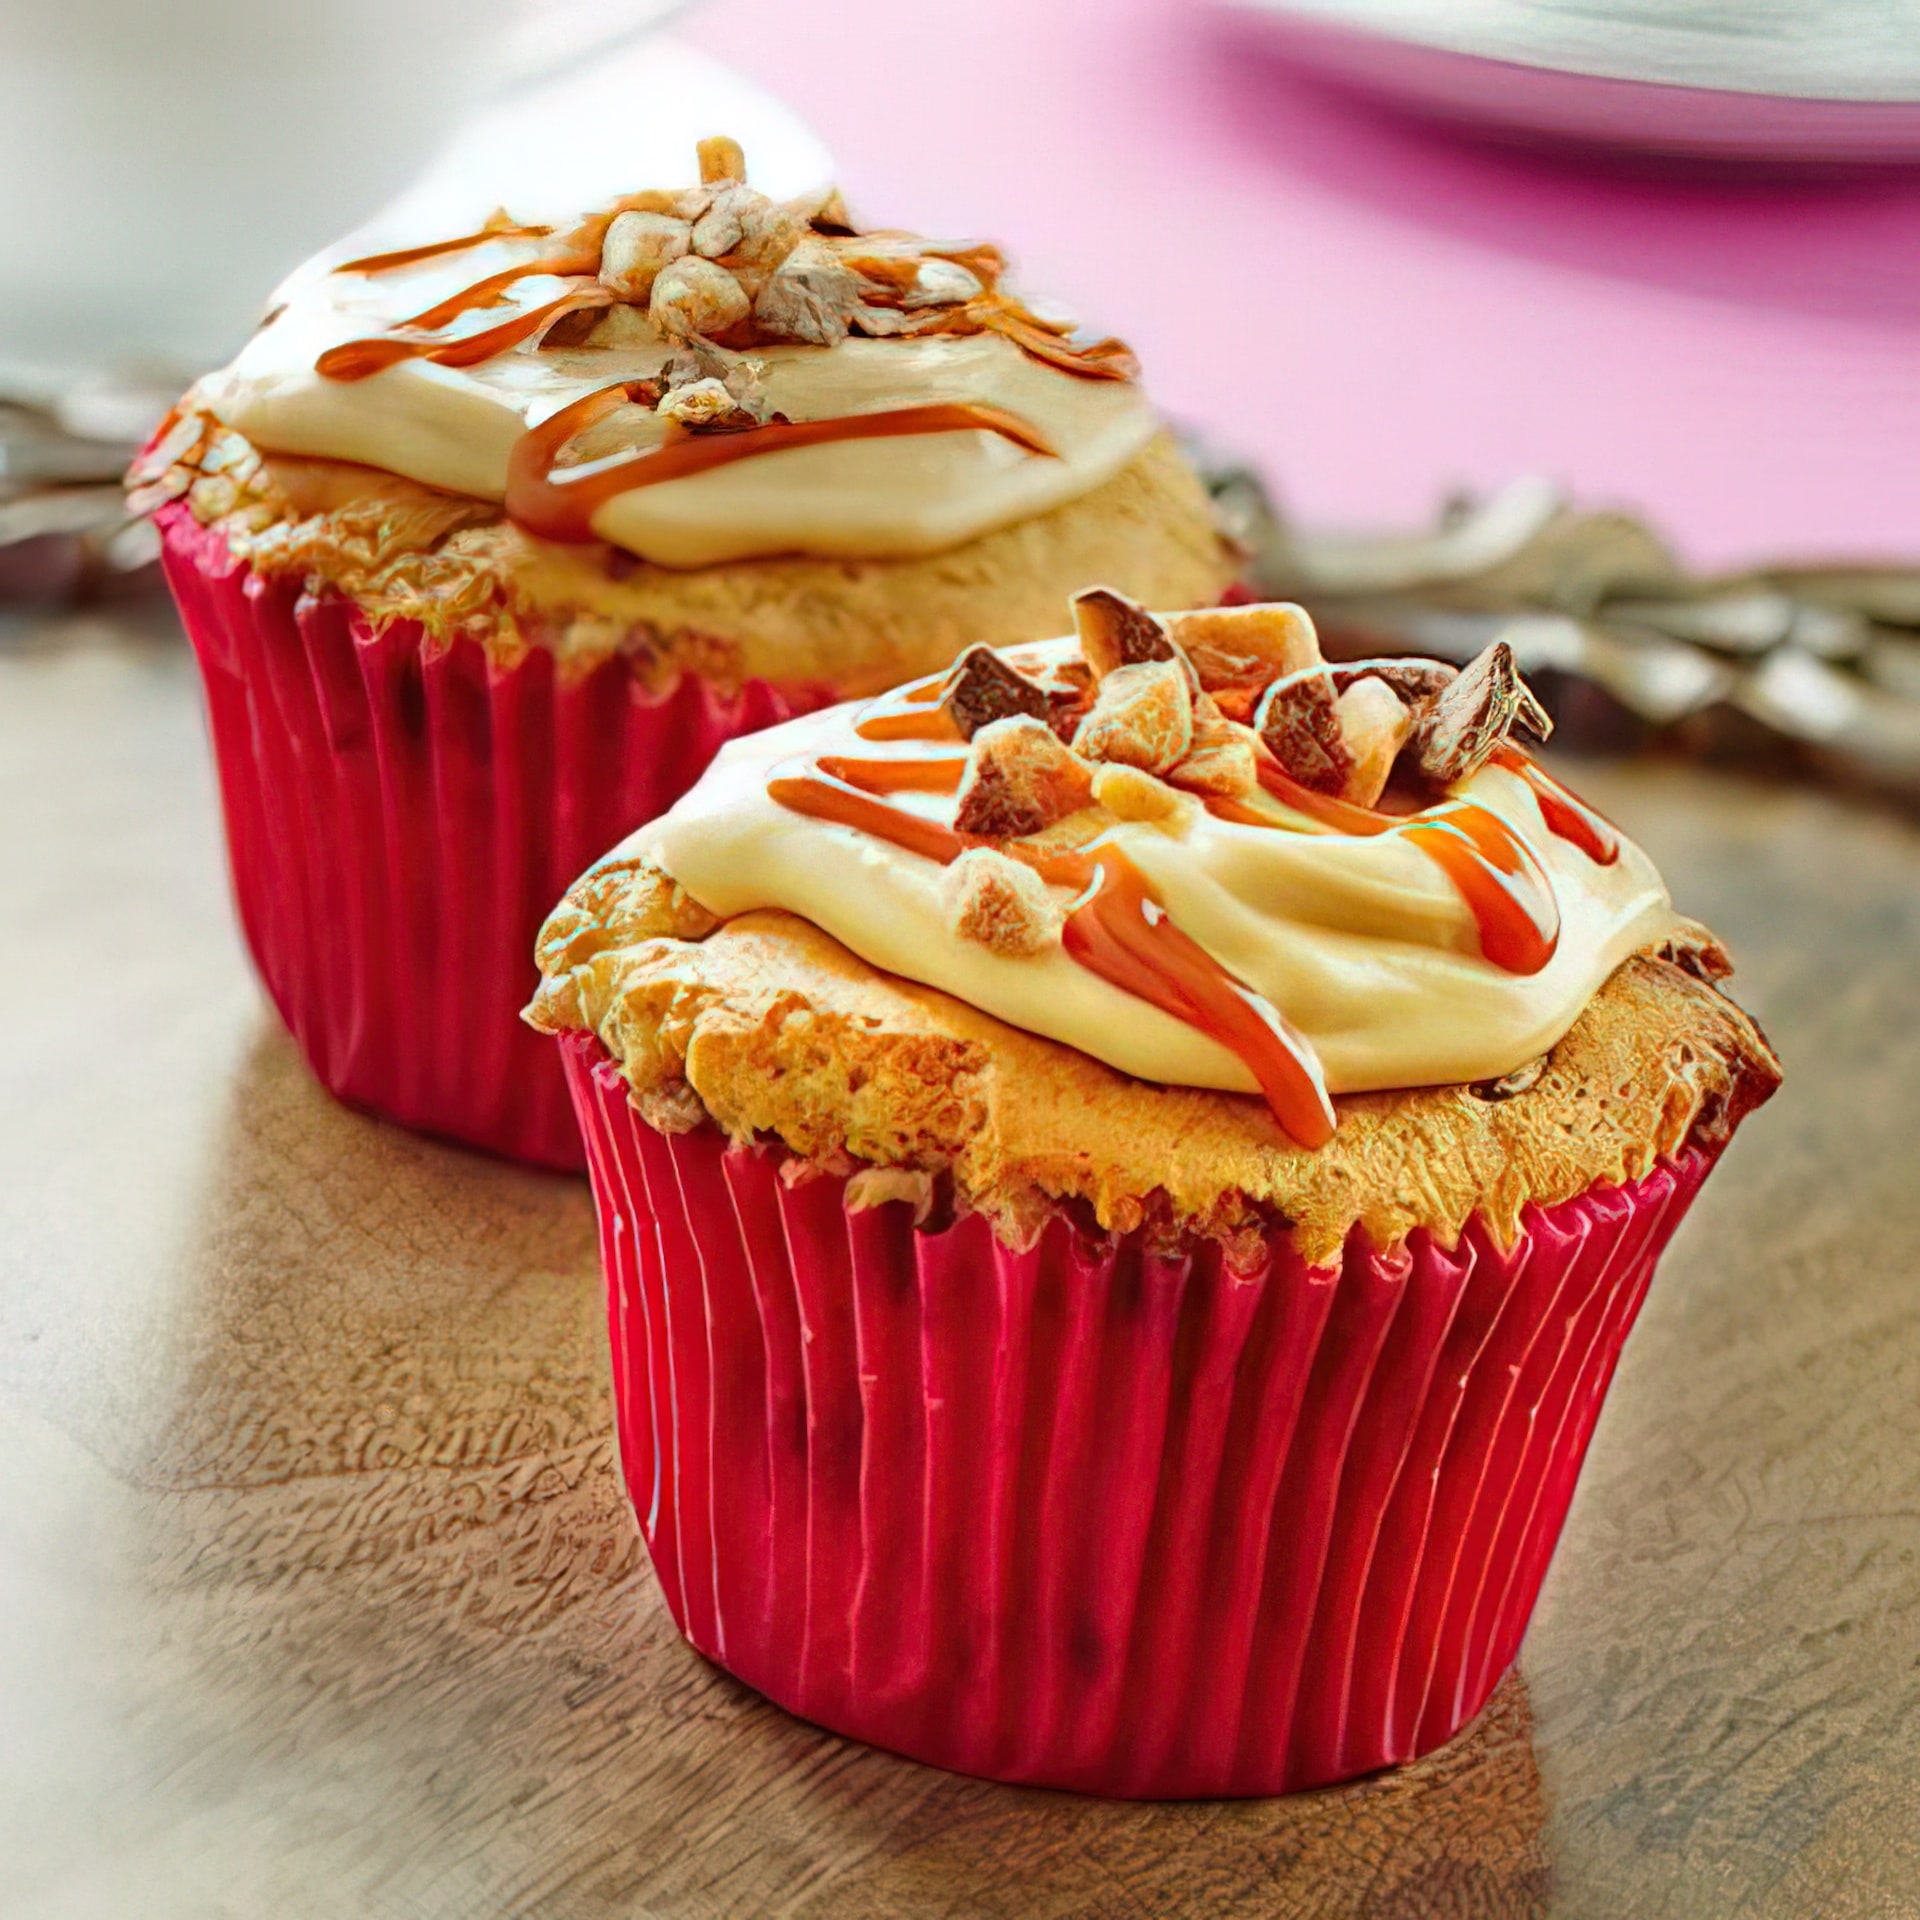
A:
[687,0,1920,570]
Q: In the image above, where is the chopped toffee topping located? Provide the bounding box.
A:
[1415,639,1553,783]
[1169,602,1320,691]
[941,847,1064,957]
[1331,677,1414,809]
[941,645,1056,739]
[318,139,1138,387]
[953,717,1095,839]
[1073,658,1195,775]
[1327,657,1459,705]
[760,590,1586,1150]
[1071,586,1179,678]
[1254,667,1353,798]
[1166,712,1258,798]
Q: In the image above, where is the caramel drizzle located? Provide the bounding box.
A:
[1062,850,1336,1147]
[815,752,964,795]
[330,197,660,283]
[316,286,610,382]
[768,753,1335,1146]
[319,201,682,384]
[1492,746,1621,867]
[1251,748,1561,978]
[333,223,556,276]
[503,391,1058,543]
[1402,809,1559,975]
[852,669,960,743]
[767,769,970,870]
[926,241,1009,287]
[391,258,589,334]
[771,761,1087,882]
[1253,754,1399,837]
[319,204,1135,385]
[762,667,1625,1142]
[963,295,1140,383]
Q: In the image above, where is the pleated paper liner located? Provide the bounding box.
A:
[159,503,832,1171]
[562,1030,1716,1798]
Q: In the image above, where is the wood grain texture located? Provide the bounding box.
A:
[1,615,1914,1918]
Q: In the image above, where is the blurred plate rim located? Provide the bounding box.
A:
[1219,0,1920,164]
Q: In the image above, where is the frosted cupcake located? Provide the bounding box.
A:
[134,137,1229,1168]
[529,590,1778,1797]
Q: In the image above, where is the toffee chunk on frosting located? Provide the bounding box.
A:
[1072,586,1180,677]
[1254,667,1353,798]
[1416,640,1553,783]
[953,718,1094,839]
[942,647,1056,739]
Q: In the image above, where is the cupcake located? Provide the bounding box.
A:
[133,136,1231,1169]
[528,591,1779,1798]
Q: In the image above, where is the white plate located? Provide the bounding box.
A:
[1219,0,1920,163]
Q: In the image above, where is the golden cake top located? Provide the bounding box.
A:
[129,429,1231,685]
[530,882,1774,1262]
[529,592,1779,1254]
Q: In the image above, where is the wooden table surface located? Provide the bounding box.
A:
[3,607,1916,1920]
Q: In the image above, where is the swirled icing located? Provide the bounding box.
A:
[620,638,1676,1106]
[188,231,1159,569]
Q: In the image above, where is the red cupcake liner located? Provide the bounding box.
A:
[159,504,833,1170]
[561,1030,1715,1798]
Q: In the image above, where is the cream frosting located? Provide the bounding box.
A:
[188,230,1159,570]
[614,637,1678,1101]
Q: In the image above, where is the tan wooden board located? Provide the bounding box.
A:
[2,610,1915,1917]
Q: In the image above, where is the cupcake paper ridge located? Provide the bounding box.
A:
[563,1032,1723,1795]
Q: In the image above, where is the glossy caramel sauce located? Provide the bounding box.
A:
[504,395,1058,544]
[332,224,555,275]
[1256,744,1561,975]
[1255,753,1398,836]
[967,295,1139,382]
[925,241,1007,287]
[815,753,965,795]
[766,770,966,868]
[1402,810,1559,977]
[1493,746,1621,867]
[319,209,658,385]
[1200,794,1280,831]
[393,257,593,334]
[765,752,1335,1144]
[316,289,610,382]
[853,672,961,743]
[1062,848,1336,1147]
